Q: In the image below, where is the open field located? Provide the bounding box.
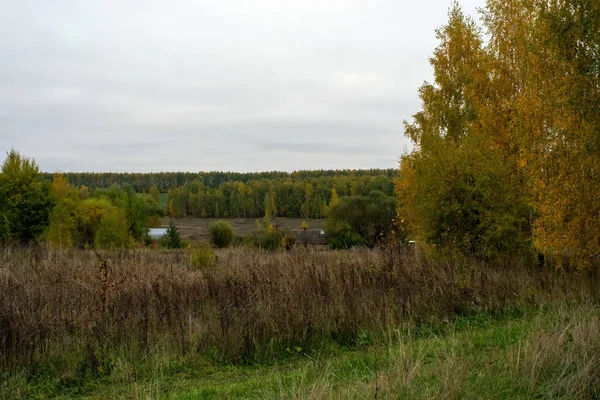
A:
[1,246,599,398]
[161,218,326,241]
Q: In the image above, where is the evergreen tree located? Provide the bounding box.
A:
[160,221,183,249]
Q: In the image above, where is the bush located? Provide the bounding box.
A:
[327,221,364,250]
[326,191,397,248]
[190,244,216,269]
[242,231,287,251]
[232,235,244,247]
[159,221,183,249]
[281,232,295,251]
[259,231,286,251]
[208,221,234,248]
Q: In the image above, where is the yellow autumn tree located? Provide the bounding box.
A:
[484,0,600,269]
[46,173,80,248]
[397,3,532,258]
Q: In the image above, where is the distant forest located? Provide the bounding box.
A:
[40,169,397,219]
[40,169,396,191]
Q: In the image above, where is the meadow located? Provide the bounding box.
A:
[1,245,599,399]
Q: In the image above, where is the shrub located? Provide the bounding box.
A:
[159,221,183,249]
[208,220,234,248]
[281,232,295,251]
[242,231,287,251]
[326,191,397,248]
[327,221,364,250]
[191,244,216,269]
[232,235,244,247]
[259,231,286,250]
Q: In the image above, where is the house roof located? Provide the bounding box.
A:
[148,228,168,239]
[294,229,328,245]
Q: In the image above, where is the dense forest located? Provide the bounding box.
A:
[163,173,395,219]
[40,169,396,192]
[36,170,397,219]
[1,152,396,249]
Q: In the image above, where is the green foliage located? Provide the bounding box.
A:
[159,221,183,249]
[0,150,52,244]
[76,198,118,247]
[151,171,396,219]
[95,185,163,241]
[326,191,397,248]
[41,174,164,249]
[326,221,364,250]
[400,135,532,259]
[232,235,244,247]
[243,230,287,251]
[149,185,160,204]
[191,244,216,269]
[94,212,133,249]
[41,169,397,193]
[46,201,76,248]
[398,4,533,260]
[208,220,234,248]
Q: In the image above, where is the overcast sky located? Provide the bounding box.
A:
[1,0,485,172]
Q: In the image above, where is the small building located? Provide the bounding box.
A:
[294,229,328,246]
[147,228,168,240]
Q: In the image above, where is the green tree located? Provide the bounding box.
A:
[46,173,79,249]
[94,212,133,249]
[326,191,397,248]
[208,220,234,248]
[160,221,183,249]
[0,150,52,244]
[397,4,532,259]
[76,198,118,248]
[149,185,160,204]
[326,221,364,250]
[46,201,76,248]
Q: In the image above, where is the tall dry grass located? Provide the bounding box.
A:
[264,304,600,399]
[0,245,598,374]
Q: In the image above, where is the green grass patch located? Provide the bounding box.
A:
[4,304,598,399]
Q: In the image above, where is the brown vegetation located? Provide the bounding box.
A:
[161,217,325,242]
[1,246,598,376]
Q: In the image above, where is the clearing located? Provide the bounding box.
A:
[161,217,325,241]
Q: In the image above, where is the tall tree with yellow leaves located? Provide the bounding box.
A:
[398,4,532,258]
[484,0,600,269]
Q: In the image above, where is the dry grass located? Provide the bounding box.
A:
[161,217,325,241]
[0,245,598,379]
[260,304,600,400]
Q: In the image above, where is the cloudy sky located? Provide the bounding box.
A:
[1,0,485,172]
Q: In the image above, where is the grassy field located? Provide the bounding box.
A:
[161,218,325,241]
[4,305,599,399]
[1,247,599,399]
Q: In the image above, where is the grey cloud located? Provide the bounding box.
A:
[0,0,486,172]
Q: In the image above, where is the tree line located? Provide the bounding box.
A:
[398,1,600,270]
[0,150,163,248]
[0,149,396,248]
[40,169,396,192]
[163,174,395,219]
